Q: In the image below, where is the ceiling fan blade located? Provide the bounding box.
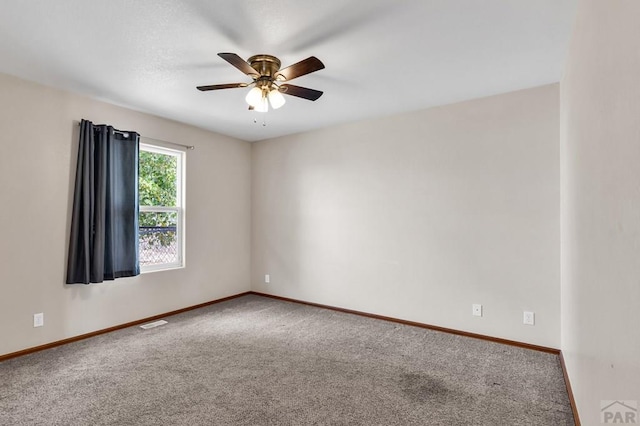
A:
[197,83,248,91]
[279,84,323,101]
[218,53,259,77]
[275,56,325,81]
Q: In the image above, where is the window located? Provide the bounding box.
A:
[138,143,185,271]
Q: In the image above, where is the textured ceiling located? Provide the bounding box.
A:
[0,0,576,142]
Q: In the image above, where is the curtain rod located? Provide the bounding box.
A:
[140,135,195,151]
[77,122,195,150]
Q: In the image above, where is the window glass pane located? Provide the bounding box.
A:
[139,151,177,207]
[139,211,178,266]
[138,142,184,272]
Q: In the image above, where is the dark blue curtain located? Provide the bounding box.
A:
[66,119,140,284]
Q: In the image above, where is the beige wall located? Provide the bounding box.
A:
[561,1,640,423]
[6,3,640,418]
[0,73,251,356]
[252,84,560,348]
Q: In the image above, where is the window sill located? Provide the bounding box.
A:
[141,264,185,274]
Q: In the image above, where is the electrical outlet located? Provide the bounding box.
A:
[523,311,535,325]
[264,274,270,284]
[472,304,482,317]
[33,312,44,328]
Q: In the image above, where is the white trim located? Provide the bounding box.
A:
[140,206,180,213]
[140,141,186,155]
[139,143,186,272]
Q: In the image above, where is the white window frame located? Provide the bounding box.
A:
[139,142,186,273]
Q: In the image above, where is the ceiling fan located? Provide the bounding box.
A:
[197,53,325,112]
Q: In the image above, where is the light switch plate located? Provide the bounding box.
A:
[33,312,44,327]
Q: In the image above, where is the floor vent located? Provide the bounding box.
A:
[139,320,168,330]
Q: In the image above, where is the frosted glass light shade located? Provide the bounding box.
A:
[268,89,286,109]
[254,97,269,112]
[245,87,263,107]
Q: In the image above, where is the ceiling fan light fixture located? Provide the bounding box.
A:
[254,96,269,113]
[268,88,286,109]
[245,86,263,107]
[198,53,325,111]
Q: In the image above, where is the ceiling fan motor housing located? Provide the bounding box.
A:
[248,55,281,77]
[248,55,282,91]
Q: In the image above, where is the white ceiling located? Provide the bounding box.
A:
[0,0,576,142]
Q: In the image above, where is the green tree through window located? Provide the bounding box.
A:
[139,144,184,270]
[139,151,177,208]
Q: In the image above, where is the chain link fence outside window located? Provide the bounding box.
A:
[139,226,178,266]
